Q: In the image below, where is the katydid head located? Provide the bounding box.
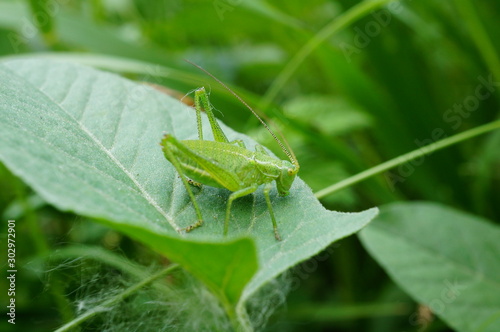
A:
[276,160,299,196]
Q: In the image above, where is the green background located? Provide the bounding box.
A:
[0,0,499,331]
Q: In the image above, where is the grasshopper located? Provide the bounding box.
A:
[160,69,299,241]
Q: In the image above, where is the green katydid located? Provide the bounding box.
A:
[160,66,299,241]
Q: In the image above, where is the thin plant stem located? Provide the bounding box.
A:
[314,119,500,199]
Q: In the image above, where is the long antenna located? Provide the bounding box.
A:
[185,59,299,169]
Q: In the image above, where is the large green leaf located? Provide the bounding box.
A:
[0,58,377,328]
[359,202,500,332]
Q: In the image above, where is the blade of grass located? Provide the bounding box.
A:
[315,119,500,199]
[454,0,500,83]
[260,0,397,109]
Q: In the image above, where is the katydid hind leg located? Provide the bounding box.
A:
[195,87,229,143]
[263,182,281,241]
[161,135,204,232]
[166,135,241,190]
[225,185,258,236]
[195,89,204,140]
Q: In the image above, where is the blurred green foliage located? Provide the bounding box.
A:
[0,0,499,331]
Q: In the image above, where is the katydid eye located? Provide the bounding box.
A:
[288,168,294,175]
